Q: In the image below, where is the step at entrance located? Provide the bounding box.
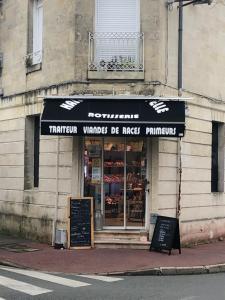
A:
[94,230,150,249]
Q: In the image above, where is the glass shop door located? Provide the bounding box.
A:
[83,137,147,229]
[125,138,147,228]
[104,137,125,227]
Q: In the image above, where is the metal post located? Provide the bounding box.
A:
[52,136,60,246]
[178,0,183,96]
[177,1,183,219]
[176,137,182,218]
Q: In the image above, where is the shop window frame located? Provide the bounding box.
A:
[83,137,148,229]
[211,121,224,193]
[24,115,40,190]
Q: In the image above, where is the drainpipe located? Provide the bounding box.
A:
[52,136,60,246]
[178,0,183,96]
[177,137,182,218]
[177,0,183,218]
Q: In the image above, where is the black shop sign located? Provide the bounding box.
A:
[41,96,186,137]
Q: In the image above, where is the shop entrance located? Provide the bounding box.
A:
[84,137,147,228]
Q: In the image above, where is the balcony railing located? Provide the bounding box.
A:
[88,32,144,72]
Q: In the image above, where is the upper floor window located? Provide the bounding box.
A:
[95,0,140,33]
[88,0,144,74]
[32,0,43,64]
[26,0,43,67]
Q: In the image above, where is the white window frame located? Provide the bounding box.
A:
[94,0,141,70]
[32,0,43,65]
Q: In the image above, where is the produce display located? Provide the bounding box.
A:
[104,160,141,167]
[104,174,123,183]
[104,161,124,167]
[105,194,122,205]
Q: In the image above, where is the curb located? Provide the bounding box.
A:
[105,263,225,276]
[1,260,225,276]
[0,260,29,269]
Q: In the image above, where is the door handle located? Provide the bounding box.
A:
[144,179,150,186]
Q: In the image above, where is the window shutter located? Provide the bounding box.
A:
[95,0,140,33]
[95,0,140,65]
[33,0,43,64]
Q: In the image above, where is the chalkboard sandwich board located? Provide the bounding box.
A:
[68,197,94,249]
[150,216,181,255]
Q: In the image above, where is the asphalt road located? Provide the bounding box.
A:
[0,266,225,300]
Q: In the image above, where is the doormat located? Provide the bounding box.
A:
[0,243,40,253]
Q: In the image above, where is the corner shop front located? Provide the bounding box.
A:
[41,96,185,238]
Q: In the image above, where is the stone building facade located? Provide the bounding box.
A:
[0,0,225,247]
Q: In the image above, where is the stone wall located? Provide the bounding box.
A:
[0,91,73,241]
[0,0,76,96]
[167,1,225,99]
[154,85,225,244]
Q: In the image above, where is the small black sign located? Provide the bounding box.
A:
[68,197,93,249]
[150,216,181,255]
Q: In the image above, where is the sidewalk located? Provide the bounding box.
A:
[1,233,225,275]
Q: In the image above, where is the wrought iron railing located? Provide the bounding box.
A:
[88,32,144,72]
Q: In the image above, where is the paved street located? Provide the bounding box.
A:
[1,266,225,300]
[0,266,123,299]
